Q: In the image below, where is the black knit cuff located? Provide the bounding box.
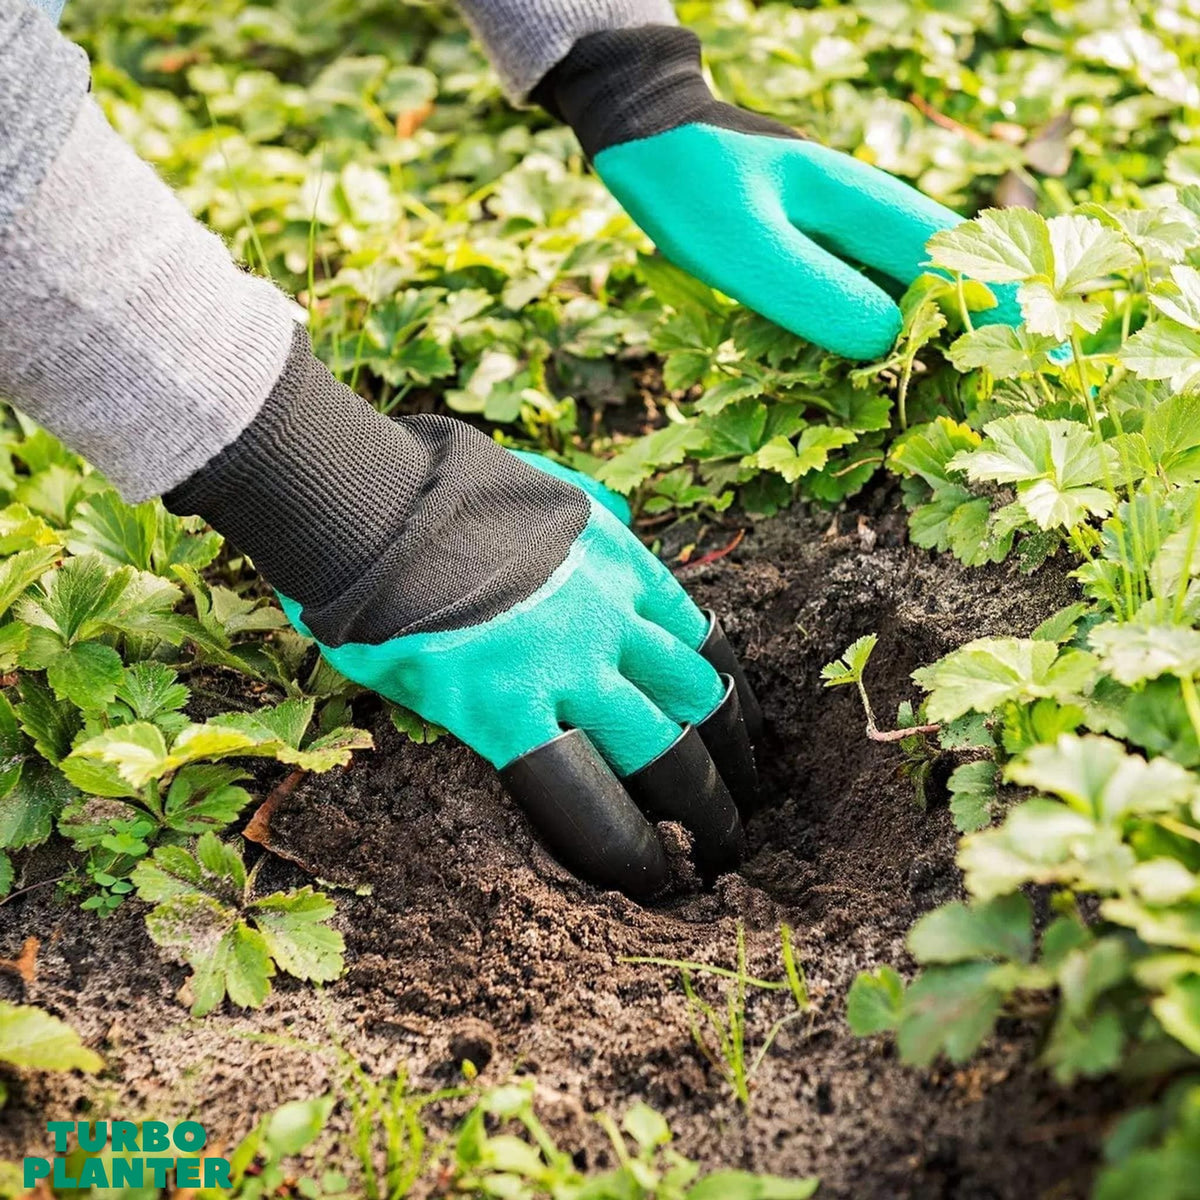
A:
[165,326,589,648]
[531,25,797,160]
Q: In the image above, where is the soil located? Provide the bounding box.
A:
[0,486,1120,1199]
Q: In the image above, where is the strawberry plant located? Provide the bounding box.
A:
[133,833,345,1016]
[0,416,370,1003]
[841,194,1200,1196]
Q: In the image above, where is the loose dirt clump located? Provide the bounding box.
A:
[0,488,1118,1199]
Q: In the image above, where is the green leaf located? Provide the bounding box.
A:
[821,634,878,687]
[1089,622,1200,685]
[0,547,60,620]
[262,1096,336,1158]
[1149,264,1200,331]
[63,723,168,791]
[913,638,1096,723]
[208,700,373,771]
[1121,321,1200,392]
[947,324,1060,379]
[66,490,157,570]
[0,694,24,802]
[622,1102,671,1151]
[596,423,708,494]
[907,893,1033,965]
[196,829,247,893]
[1032,603,1090,644]
[0,759,74,850]
[949,417,1113,531]
[938,712,994,751]
[0,851,11,896]
[1019,283,1105,339]
[888,418,981,491]
[1047,213,1140,293]
[1129,859,1199,906]
[114,662,190,723]
[1043,1007,1126,1083]
[927,208,1053,283]
[0,621,28,672]
[249,887,345,983]
[744,427,858,484]
[129,844,206,903]
[1006,734,1198,821]
[958,799,1104,901]
[213,697,315,750]
[1139,391,1200,482]
[16,675,81,764]
[45,640,124,711]
[1152,975,1200,1057]
[948,759,999,832]
[164,765,252,834]
[896,962,1015,1067]
[638,253,727,316]
[0,1001,103,1072]
[846,966,905,1035]
[389,705,446,745]
[140,873,272,1016]
[189,904,273,1016]
[18,555,129,643]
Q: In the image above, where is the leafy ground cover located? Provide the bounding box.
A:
[4,0,1200,1194]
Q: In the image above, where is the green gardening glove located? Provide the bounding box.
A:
[533,25,1021,361]
[166,329,759,900]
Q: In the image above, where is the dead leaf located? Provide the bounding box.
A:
[243,769,307,847]
[0,936,38,983]
[396,101,434,138]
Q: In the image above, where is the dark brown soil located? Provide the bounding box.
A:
[0,489,1119,1197]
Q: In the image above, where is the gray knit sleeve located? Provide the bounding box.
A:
[455,0,677,100]
[0,2,297,502]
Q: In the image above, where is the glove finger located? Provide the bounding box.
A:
[620,619,759,813]
[508,450,633,526]
[698,608,764,743]
[709,217,905,360]
[499,727,668,899]
[783,142,1021,331]
[624,725,746,879]
[558,668,682,779]
[620,615,725,728]
[561,672,745,878]
[624,540,714,651]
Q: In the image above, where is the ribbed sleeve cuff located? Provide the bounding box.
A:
[0,1,90,231]
[166,328,590,648]
[456,0,677,100]
[0,97,297,501]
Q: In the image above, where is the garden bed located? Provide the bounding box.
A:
[0,488,1117,1198]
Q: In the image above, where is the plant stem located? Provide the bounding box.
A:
[0,873,68,908]
[1181,675,1200,751]
[955,273,975,333]
[898,350,916,431]
[1173,484,1200,622]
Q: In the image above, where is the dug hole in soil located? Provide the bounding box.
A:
[0,486,1117,1199]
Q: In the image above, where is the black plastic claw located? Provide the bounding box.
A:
[500,729,668,899]
[696,674,760,816]
[699,610,764,743]
[624,726,746,878]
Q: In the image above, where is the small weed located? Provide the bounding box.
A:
[624,923,810,1110]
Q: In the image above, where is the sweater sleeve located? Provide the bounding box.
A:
[454,0,677,101]
[0,2,297,502]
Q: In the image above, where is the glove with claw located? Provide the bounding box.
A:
[167,327,761,899]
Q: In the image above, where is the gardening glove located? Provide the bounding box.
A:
[532,25,1021,361]
[166,327,762,900]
